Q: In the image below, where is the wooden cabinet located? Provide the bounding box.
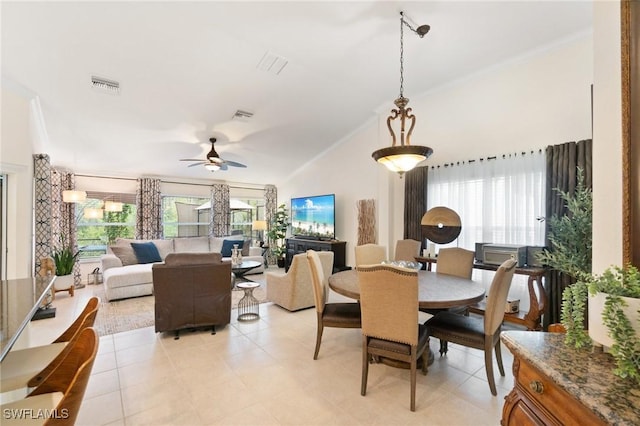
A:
[285,238,347,272]
[503,357,604,425]
[501,331,639,426]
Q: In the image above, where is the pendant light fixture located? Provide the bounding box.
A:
[372,11,433,176]
[62,190,87,203]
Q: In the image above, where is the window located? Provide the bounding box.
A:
[427,151,546,249]
[162,196,210,238]
[76,192,136,259]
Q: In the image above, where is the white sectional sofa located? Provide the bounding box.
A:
[100,235,264,301]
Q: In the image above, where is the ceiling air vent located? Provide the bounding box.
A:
[232,110,254,122]
[91,76,120,94]
[256,51,288,75]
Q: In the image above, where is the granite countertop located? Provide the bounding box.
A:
[501,331,640,425]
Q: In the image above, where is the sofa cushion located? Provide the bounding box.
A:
[152,239,174,260]
[221,239,243,257]
[131,241,162,264]
[110,245,138,266]
[103,263,154,289]
[174,236,209,252]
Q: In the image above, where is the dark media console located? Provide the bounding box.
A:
[285,238,347,273]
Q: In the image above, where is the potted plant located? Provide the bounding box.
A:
[587,265,640,382]
[51,235,80,293]
[266,204,289,267]
[536,168,593,347]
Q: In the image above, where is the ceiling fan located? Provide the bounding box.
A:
[180,138,247,171]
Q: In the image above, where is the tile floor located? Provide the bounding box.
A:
[9,274,516,425]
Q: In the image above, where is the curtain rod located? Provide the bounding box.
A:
[429,148,543,169]
[75,173,265,191]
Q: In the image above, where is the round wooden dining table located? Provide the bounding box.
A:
[328,269,486,309]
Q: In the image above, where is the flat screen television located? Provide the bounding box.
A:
[290,194,335,240]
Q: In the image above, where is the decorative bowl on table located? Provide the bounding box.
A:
[381,260,423,270]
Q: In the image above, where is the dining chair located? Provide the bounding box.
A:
[354,244,386,267]
[394,239,422,262]
[425,258,517,396]
[0,327,99,425]
[1,296,100,393]
[358,264,429,412]
[436,247,475,279]
[306,250,361,360]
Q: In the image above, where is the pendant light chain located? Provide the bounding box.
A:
[399,12,405,98]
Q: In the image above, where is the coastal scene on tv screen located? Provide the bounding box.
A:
[291,194,335,240]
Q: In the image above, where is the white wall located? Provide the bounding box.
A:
[281,35,594,267]
[1,87,35,279]
[592,1,623,273]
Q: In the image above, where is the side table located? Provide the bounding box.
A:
[237,282,260,321]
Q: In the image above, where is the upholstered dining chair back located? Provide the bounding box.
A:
[0,327,99,426]
[306,249,361,360]
[307,250,329,313]
[394,239,422,262]
[358,265,419,345]
[357,264,428,411]
[355,244,386,267]
[484,258,518,335]
[436,247,475,279]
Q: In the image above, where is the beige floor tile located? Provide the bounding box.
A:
[92,350,118,374]
[84,368,121,400]
[125,397,203,426]
[76,390,124,426]
[120,375,188,417]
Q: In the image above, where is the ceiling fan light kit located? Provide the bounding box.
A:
[372,11,433,177]
[180,137,247,171]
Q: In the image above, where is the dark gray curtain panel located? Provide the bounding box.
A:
[403,166,428,248]
[544,139,592,326]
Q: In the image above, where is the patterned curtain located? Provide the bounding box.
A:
[51,168,82,287]
[136,178,163,240]
[545,139,592,326]
[264,184,277,265]
[33,154,53,277]
[209,183,230,236]
[404,166,428,247]
[357,199,376,245]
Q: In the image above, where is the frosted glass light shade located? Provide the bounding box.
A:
[372,146,432,175]
[62,190,87,203]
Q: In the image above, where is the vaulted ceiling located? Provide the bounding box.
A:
[2,1,592,185]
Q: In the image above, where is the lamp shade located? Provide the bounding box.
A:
[372,145,433,174]
[62,190,87,203]
[252,220,267,231]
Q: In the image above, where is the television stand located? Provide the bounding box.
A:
[285,238,347,273]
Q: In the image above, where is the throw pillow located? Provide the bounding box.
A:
[242,238,251,256]
[221,239,243,257]
[110,245,138,266]
[131,241,163,264]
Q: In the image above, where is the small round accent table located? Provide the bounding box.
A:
[236,282,260,321]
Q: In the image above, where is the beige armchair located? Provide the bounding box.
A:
[267,252,334,311]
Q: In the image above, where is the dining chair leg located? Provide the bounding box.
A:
[484,339,497,396]
[314,313,324,360]
[410,351,417,412]
[494,338,505,376]
[361,338,369,396]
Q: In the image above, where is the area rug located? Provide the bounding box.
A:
[91,279,268,337]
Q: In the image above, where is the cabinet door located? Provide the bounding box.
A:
[506,399,550,426]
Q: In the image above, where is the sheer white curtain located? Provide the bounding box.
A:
[427,151,545,250]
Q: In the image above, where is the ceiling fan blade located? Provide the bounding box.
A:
[222,159,247,168]
[180,158,205,162]
[187,162,206,167]
[219,163,229,171]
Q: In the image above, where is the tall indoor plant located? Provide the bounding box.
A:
[267,204,289,267]
[537,168,592,347]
